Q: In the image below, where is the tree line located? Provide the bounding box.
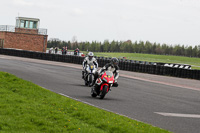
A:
[47,39,200,57]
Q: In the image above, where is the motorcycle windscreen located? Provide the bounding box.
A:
[105,71,114,83]
[89,63,94,70]
[105,71,113,77]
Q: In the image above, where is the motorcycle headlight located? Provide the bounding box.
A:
[90,65,94,69]
[109,81,113,83]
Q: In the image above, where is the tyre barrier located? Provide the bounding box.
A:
[0,48,199,80]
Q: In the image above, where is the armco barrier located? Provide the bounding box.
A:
[0,48,199,80]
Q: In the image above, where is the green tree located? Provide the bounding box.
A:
[119,41,125,52]
[198,45,200,57]
[193,46,198,57]
[103,40,109,52]
[138,41,145,53]
[186,46,193,57]
[95,42,101,52]
[145,41,153,54]
[90,41,96,52]
[86,42,91,51]
[173,45,182,55]
[155,44,163,54]
[110,40,116,52]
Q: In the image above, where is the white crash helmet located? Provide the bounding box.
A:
[88,52,94,60]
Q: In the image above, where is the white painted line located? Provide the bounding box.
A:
[120,74,200,91]
[59,93,97,107]
[155,112,200,118]
[58,93,143,122]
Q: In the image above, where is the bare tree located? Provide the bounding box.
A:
[71,36,78,49]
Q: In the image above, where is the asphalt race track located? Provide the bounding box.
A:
[0,55,200,133]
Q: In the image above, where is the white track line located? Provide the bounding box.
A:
[58,93,143,122]
[155,112,200,118]
[120,74,200,91]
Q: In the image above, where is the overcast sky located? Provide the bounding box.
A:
[1,0,200,46]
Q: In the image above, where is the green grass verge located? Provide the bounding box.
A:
[91,52,200,70]
[46,49,200,69]
[0,72,171,133]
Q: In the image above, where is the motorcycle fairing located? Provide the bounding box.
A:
[100,83,109,92]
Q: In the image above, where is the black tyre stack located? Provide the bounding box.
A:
[0,48,199,80]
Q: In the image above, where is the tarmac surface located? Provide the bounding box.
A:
[0,55,200,133]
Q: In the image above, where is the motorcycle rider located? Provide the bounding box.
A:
[95,57,119,87]
[82,52,98,79]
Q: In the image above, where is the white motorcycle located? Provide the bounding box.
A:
[83,63,97,87]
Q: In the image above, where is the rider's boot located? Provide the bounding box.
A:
[92,86,97,94]
[94,83,101,95]
[113,82,118,87]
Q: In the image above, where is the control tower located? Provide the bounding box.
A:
[0,17,48,52]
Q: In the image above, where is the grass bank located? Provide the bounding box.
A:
[91,52,200,70]
[0,72,170,133]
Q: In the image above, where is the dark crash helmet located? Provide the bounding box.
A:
[110,57,119,66]
[88,52,94,61]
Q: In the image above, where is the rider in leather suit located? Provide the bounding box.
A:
[97,57,119,87]
[82,52,98,79]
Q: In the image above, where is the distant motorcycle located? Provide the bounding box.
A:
[91,70,115,99]
[83,63,97,87]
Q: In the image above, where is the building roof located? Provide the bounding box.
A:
[16,17,40,22]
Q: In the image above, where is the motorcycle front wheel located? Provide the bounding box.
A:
[99,85,108,99]
[88,74,94,87]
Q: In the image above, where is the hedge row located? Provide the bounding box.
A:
[0,48,199,80]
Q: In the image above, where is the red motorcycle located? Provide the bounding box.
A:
[91,70,115,99]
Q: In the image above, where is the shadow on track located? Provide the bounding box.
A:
[75,95,124,102]
[67,83,89,87]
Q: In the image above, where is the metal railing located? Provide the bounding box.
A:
[38,28,48,35]
[0,25,15,32]
[0,25,47,35]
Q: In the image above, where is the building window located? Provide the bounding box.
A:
[33,21,37,28]
[25,20,29,28]
[19,20,38,29]
[29,21,34,28]
[20,20,25,28]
